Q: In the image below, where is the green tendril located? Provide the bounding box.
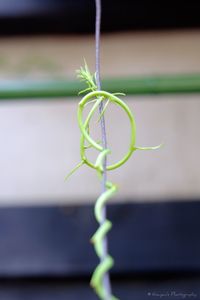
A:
[64,160,85,181]
[65,62,161,300]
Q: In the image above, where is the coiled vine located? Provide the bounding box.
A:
[66,61,161,300]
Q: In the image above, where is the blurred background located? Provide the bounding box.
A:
[0,0,200,299]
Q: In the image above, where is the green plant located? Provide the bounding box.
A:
[66,61,161,300]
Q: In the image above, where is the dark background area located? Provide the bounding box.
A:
[0,202,200,299]
[0,0,199,35]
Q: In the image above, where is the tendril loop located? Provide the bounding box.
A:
[78,90,137,171]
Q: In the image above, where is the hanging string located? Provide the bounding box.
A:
[95,0,112,299]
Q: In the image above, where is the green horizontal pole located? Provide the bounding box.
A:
[0,73,200,100]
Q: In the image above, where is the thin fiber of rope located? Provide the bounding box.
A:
[95,0,112,299]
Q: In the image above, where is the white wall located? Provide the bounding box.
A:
[0,31,200,205]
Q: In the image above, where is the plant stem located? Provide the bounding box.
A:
[95,0,112,299]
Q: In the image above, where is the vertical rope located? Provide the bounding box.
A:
[95,0,112,299]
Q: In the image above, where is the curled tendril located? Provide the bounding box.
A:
[66,62,162,300]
